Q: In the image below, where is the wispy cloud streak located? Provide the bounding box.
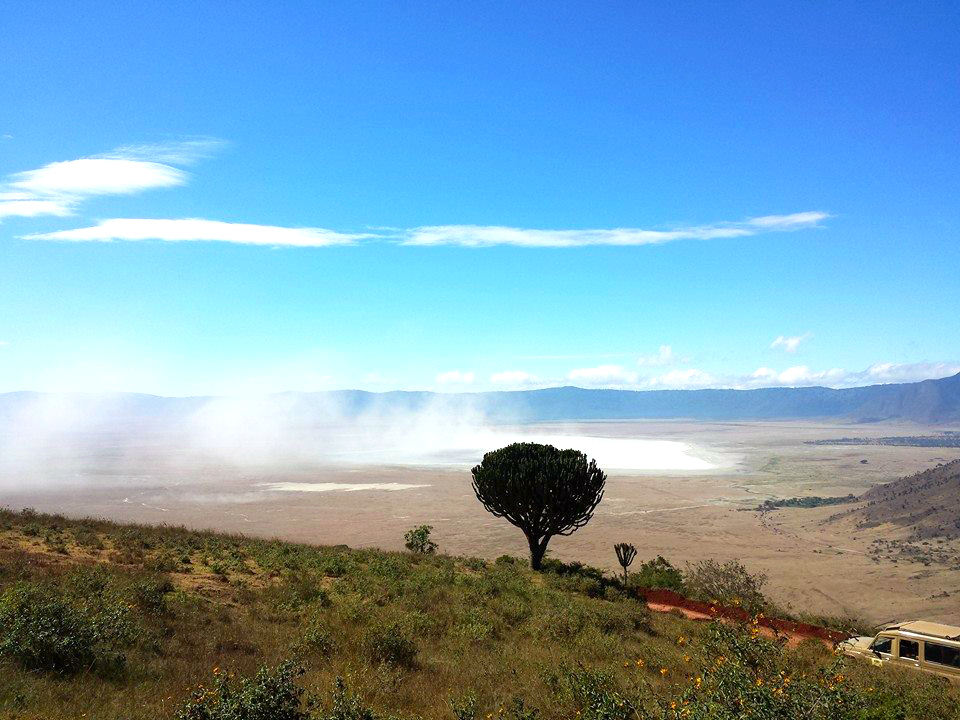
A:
[771,332,812,353]
[402,212,829,247]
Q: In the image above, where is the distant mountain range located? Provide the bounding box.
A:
[2,372,959,425]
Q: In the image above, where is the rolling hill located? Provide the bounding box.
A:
[846,459,960,540]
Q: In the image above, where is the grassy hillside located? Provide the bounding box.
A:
[0,508,956,719]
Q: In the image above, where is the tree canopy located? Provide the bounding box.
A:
[470,442,606,569]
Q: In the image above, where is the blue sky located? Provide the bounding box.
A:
[1,1,958,395]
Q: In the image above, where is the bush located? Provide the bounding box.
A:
[321,677,376,720]
[362,619,418,667]
[661,622,862,719]
[0,582,132,675]
[264,571,330,614]
[403,525,437,554]
[683,558,767,613]
[632,555,684,591]
[450,692,479,720]
[298,616,333,656]
[548,667,636,720]
[175,661,309,720]
[133,576,175,617]
[463,556,487,571]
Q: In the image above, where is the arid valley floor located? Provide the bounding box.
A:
[4,420,960,625]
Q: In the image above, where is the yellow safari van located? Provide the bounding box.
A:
[839,620,960,684]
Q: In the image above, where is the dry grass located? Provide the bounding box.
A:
[0,508,956,719]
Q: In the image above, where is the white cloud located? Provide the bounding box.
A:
[490,370,540,387]
[641,368,716,389]
[567,365,638,386]
[566,363,716,389]
[855,362,960,384]
[637,345,685,367]
[435,370,476,385]
[0,140,222,221]
[10,158,186,198]
[0,340,8,347]
[25,218,370,246]
[743,363,960,388]
[752,365,847,387]
[771,332,813,353]
[402,212,828,247]
[0,197,72,218]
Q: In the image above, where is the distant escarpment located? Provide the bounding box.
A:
[2,371,960,426]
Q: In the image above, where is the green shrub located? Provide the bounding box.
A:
[403,525,437,554]
[632,555,684,591]
[71,524,104,550]
[298,616,333,656]
[175,661,309,720]
[146,549,181,573]
[264,571,330,615]
[133,576,175,617]
[0,582,132,675]
[683,558,767,613]
[450,692,479,720]
[321,677,376,720]
[548,667,636,720]
[661,622,860,719]
[463,556,487,571]
[362,620,418,667]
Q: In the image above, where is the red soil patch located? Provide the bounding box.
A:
[636,588,850,648]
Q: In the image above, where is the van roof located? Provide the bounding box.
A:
[879,620,960,641]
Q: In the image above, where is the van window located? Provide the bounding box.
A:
[899,639,919,660]
[870,637,893,654]
[925,642,960,668]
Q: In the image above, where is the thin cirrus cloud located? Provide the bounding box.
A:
[636,345,687,367]
[770,332,813,353]
[0,139,221,221]
[25,211,831,249]
[402,212,828,247]
[25,218,371,247]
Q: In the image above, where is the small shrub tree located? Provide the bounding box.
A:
[632,555,683,591]
[403,525,437,554]
[683,558,767,613]
[613,543,637,585]
[471,443,606,569]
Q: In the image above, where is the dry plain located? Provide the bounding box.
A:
[4,419,960,625]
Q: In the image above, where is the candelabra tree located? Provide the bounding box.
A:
[471,442,606,570]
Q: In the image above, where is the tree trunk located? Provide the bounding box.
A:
[527,534,550,570]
